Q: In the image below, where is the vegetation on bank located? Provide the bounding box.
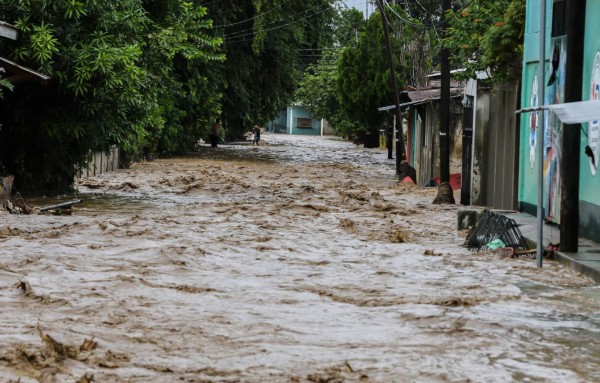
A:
[0,0,524,193]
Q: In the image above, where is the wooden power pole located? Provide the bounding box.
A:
[375,0,406,169]
[439,0,451,184]
[560,0,586,251]
[432,0,455,204]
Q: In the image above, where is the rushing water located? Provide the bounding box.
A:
[1,134,598,382]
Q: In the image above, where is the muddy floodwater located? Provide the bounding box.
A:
[1,134,599,382]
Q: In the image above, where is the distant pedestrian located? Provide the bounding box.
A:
[210,118,220,148]
[252,125,261,145]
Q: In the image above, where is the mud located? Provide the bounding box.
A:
[1,134,599,382]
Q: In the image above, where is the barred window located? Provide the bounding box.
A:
[297,118,312,128]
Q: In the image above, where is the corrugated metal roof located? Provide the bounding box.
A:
[0,56,51,84]
[378,87,463,112]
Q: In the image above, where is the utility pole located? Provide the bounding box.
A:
[431,0,455,204]
[375,0,406,171]
[560,0,586,252]
[439,0,451,184]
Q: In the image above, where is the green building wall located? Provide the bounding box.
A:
[519,0,600,242]
[518,0,551,217]
[579,2,600,241]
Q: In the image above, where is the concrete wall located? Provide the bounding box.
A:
[287,106,321,135]
[519,0,553,218]
[578,1,600,242]
[519,0,600,242]
[272,106,322,135]
[271,110,288,133]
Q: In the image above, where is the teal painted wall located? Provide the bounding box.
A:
[579,2,600,242]
[272,110,287,133]
[519,0,600,241]
[581,2,600,203]
[288,106,320,135]
[518,0,552,214]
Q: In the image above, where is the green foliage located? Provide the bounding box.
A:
[336,4,428,139]
[204,0,337,137]
[0,0,224,192]
[294,7,367,139]
[296,48,361,138]
[0,74,13,99]
[444,0,525,82]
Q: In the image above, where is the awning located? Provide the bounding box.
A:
[0,56,51,84]
[516,100,600,124]
[378,87,463,112]
[378,99,425,112]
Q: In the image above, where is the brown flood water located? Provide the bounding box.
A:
[1,134,599,382]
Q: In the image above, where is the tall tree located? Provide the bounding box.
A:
[295,8,364,139]
[444,0,525,82]
[0,0,223,191]
[204,0,336,137]
[337,3,429,143]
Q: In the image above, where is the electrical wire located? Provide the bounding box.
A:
[383,0,443,29]
[200,0,225,8]
[212,0,295,28]
[224,2,335,44]
[223,1,333,40]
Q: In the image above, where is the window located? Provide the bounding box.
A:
[296,118,312,128]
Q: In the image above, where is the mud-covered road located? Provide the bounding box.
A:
[1,134,599,382]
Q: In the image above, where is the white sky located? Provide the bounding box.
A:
[342,0,371,17]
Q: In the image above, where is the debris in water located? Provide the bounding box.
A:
[464,209,529,252]
[16,280,32,295]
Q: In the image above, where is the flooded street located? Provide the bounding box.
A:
[1,134,599,382]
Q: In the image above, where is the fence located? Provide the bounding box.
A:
[79,145,120,178]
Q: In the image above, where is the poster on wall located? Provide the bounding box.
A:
[529,74,538,169]
[544,36,566,224]
[588,52,600,175]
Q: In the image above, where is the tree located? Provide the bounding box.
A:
[336,4,428,143]
[0,0,223,191]
[203,0,337,137]
[295,8,364,139]
[444,0,525,83]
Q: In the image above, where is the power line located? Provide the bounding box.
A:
[383,0,443,29]
[200,0,224,8]
[223,1,332,40]
[224,2,335,43]
[212,0,295,28]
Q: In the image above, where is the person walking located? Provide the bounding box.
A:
[252,125,261,146]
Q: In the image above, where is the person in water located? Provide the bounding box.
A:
[252,125,261,145]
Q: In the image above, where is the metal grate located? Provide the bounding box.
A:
[464,210,529,252]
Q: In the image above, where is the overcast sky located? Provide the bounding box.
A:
[342,0,371,17]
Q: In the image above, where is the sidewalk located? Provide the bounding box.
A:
[504,212,600,283]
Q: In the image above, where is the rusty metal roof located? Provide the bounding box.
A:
[378,86,463,112]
